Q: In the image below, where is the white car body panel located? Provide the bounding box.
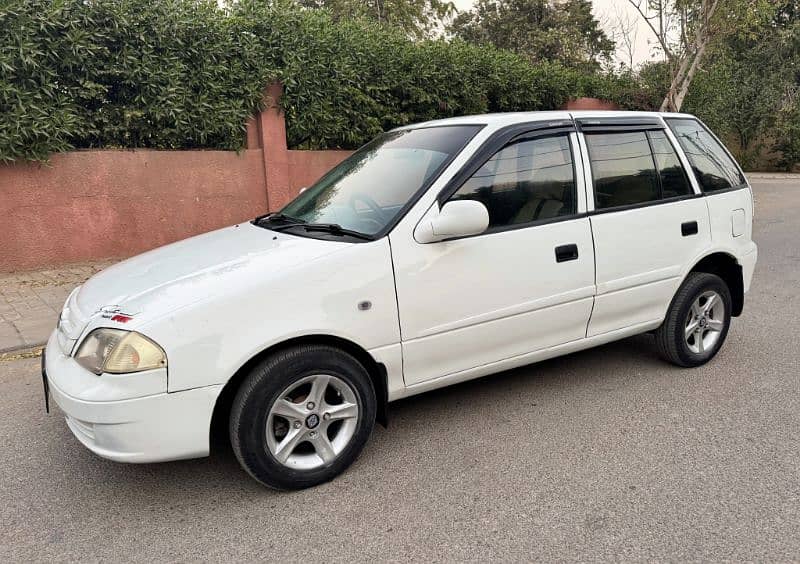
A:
[705,188,758,288]
[391,216,595,385]
[42,110,758,465]
[396,319,658,399]
[58,223,399,393]
[140,234,399,393]
[587,197,712,336]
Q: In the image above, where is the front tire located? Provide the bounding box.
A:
[229,345,376,490]
[655,272,732,367]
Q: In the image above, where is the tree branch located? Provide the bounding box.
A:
[627,0,674,61]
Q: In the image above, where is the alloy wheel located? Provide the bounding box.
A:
[266,374,359,470]
[684,290,725,355]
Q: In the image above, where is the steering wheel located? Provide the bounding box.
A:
[349,193,389,225]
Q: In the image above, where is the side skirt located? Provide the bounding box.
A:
[390,318,661,401]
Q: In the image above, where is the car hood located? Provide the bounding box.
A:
[71,223,350,328]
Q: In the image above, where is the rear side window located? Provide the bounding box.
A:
[450,133,576,228]
[648,130,693,198]
[585,131,660,209]
[665,118,746,192]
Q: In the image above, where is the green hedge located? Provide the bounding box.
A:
[775,101,800,170]
[248,5,589,149]
[0,0,276,161]
[1,0,654,161]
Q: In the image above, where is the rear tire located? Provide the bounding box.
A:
[655,272,732,367]
[229,345,376,490]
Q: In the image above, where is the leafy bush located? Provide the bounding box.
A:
[0,0,273,161]
[580,62,670,112]
[0,0,645,161]
[683,40,790,169]
[250,7,586,149]
[775,100,800,170]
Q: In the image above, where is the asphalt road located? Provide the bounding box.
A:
[1,178,798,562]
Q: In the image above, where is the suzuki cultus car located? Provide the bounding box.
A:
[43,112,757,489]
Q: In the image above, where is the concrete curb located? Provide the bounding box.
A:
[0,344,44,361]
[746,172,800,179]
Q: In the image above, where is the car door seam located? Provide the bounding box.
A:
[386,237,406,385]
[408,290,596,341]
[586,216,598,338]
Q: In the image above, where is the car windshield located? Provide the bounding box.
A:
[278,125,481,237]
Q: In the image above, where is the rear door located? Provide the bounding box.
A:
[577,117,712,336]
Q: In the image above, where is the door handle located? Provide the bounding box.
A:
[555,244,579,263]
[681,221,699,236]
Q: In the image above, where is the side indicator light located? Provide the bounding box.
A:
[110,314,133,323]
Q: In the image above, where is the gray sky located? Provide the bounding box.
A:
[592,0,661,65]
[449,0,662,66]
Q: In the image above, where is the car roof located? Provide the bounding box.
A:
[399,111,696,130]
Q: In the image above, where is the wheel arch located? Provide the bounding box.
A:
[209,335,389,453]
[687,251,744,316]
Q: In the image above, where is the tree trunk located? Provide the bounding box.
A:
[672,39,708,111]
[660,51,693,111]
[658,0,719,112]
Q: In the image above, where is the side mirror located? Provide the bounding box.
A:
[415,200,490,244]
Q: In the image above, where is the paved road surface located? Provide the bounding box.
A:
[1,178,798,562]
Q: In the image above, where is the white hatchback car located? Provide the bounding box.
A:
[43,112,757,489]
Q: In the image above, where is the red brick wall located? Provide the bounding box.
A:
[0,84,352,272]
[563,97,620,111]
[0,150,268,271]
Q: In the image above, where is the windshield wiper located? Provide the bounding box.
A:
[300,223,375,241]
[255,213,373,240]
[253,212,306,227]
[270,221,373,240]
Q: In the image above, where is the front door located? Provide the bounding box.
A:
[390,129,596,386]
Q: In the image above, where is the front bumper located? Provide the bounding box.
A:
[44,332,222,463]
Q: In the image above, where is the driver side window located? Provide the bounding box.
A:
[449,133,576,229]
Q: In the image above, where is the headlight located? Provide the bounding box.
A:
[75,329,167,375]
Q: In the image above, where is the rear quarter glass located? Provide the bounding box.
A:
[664,118,746,192]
